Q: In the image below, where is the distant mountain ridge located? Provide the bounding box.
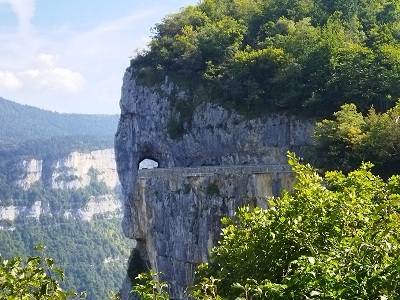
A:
[0,97,119,156]
[0,97,119,144]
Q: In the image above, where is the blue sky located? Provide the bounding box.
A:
[0,0,198,114]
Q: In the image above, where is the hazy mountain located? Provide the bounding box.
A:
[0,97,119,157]
[0,97,119,144]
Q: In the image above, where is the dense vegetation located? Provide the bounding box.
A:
[0,97,118,156]
[133,0,400,117]
[307,100,400,177]
[4,0,400,297]
[0,135,114,161]
[135,153,400,299]
[0,217,132,300]
[1,244,85,299]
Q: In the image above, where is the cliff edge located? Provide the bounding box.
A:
[115,67,314,299]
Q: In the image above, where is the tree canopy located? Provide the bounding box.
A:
[308,100,400,177]
[0,217,131,300]
[132,0,400,117]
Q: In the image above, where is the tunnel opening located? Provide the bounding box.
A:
[139,158,159,169]
[138,143,163,169]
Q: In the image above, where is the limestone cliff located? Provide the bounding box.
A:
[0,195,122,222]
[16,159,43,189]
[0,148,122,224]
[115,67,314,299]
[15,148,119,190]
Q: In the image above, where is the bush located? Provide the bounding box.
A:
[197,152,400,299]
[0,244,85,299]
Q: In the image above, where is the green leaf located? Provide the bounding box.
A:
[53,267,65,281]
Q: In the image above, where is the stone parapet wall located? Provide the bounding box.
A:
[138,164,292,178]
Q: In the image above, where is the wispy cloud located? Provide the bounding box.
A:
[0,0,35,32]
[64,9,157,61]
[0,1,198,113]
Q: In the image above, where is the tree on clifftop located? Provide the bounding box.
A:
[132,0,400,117]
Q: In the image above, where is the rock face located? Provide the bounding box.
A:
[16,159,43,189]
[115,67,314,299]
[73,195,122,221]
[0,195,122,222]
[1,148,122,224]
[125,166,295,299]
[15,148,119,190]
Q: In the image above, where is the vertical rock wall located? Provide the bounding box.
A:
[115,67,314,299]
[14,148,119,190]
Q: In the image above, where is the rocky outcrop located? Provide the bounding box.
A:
[1,148,122,225]
[71,195,122,221]
[16,159,43,189]
[115,68,314,299]
[122,166,294,299]
[0,195,122,222]
[15,149,119,190]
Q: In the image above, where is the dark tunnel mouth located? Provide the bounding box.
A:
[137,142,163,169]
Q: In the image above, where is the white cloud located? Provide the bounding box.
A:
[0,70,21,89]
[19,54,85,93]
[0,0,35,32]
[0,53,85,94]
[37,53,57,68]
[0,1,198,113]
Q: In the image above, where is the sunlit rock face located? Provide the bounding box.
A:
[50,149,119,189]
[0,195,122,223]
[0,149,122,225]
[16,159,43,189]
[75,195,122,221]
[115,67,314,299]
[14,148,119,190]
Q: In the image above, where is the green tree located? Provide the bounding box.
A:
[132,0,400,117]
[0,244,85,299]
[133,271,169,300]
[308,101,400,177]
[309,103,366,172]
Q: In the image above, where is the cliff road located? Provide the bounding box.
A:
[115,67,314,299]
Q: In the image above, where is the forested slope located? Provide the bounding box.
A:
[0,97,118,155]
[0,217,133,299]
[0,164,128,299]
[133,0,400,117]
[0,97,127,299]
